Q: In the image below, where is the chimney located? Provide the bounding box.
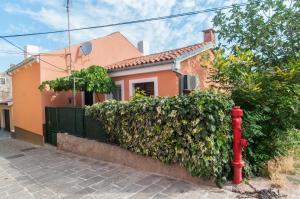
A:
[24,45,39,59]
[202,28,216,43]
[137,41,149,55]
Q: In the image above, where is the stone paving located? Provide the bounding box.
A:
[0,138,238,199]
[0,129,11,140]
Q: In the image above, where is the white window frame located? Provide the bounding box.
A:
[129,77,158,97]
[105,80,124,101]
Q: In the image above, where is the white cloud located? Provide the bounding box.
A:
[182,0,196,8]
[0,41,21,52]
[3,0,236,55]
[6,24,31,35]
[0,41,23,69]
[4,4,67,29]
[20,0,64,8]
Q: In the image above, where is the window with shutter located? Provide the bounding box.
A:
[134,82,154,96]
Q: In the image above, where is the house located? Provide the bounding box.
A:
[0,72,13,132]
[7,32,142,145]
[8,29,216,145]
[100,29,216,101]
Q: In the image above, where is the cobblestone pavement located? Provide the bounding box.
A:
[0,138,237,199]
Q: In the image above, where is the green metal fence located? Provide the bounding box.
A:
[45,107,107,145]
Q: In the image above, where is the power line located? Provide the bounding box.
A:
[0,2,253,38]
[0,50,65,56]
[1,1,259,71]
[0,50,23,54]
[0,37,66,71]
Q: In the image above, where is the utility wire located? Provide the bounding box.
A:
[0,37,66,71]
[1,1,258,71]
[0,50,53,55]
[0,50,24,54]
[0,2,253,38]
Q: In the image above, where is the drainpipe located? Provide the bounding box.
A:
[171,60,184,96]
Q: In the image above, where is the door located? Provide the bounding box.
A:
[84,91,93,105]
[4,110,10,132]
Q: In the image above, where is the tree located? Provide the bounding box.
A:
[212,0,300,176]
[214,0,299,67]
[39,65,115,94]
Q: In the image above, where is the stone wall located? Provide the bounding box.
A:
[57,133,214,186]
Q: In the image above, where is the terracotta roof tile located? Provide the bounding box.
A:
[105,42,210,71]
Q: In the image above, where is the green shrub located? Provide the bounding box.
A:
[86,91,234,183]
[213,0,300,176]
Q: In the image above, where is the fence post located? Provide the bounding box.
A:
[231,106,247,184]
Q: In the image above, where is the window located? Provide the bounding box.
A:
[129,77,158,97]
[112,85,122,101]
[134,82,154,96]
[0,78,5,85]
[106,80,124,101]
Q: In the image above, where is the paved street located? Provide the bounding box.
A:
[0,129,11,140]
[0,137,237,199]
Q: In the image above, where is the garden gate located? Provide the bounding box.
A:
[45,107,107,145]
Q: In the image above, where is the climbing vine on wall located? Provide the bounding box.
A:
[39,65,115,93]
[86,91,234,184]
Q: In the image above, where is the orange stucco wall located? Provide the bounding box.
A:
[12,30,215,139]
[40,32,142,79]
[39,31,142,109]
[113,70,179,100]
[94,69,179,102]
[38,32,142,123]
[12,62,43,135]
[12,32,142,136]
[180,49,215,90]
[94,50,215,103]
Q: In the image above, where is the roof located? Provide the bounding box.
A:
[105,42,213,71]
[7,31,142,73]
[7,56,37,73]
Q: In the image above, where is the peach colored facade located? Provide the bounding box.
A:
[12,62,43,136]
[10,32,142,144]
[106,50,214,101]
[180,50,215,89]
[9,30,215,145]
[112,70,179,100]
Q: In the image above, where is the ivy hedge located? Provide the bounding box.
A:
[86,91,234,183]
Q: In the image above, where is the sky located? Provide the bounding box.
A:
[0,0,241,72]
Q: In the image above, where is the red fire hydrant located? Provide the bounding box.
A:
[231,106,248,184]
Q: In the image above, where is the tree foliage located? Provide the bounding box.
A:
[214,0,299,67]
[39,65,115,93]
[213,0,300,176]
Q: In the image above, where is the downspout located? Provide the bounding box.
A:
[171,60,184,96]
[171,43,215,96]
